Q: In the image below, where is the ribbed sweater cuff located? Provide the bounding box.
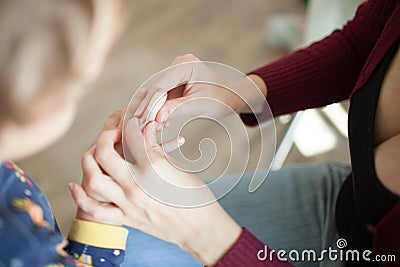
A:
[248,49,322,117]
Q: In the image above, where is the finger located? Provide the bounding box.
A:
[95,125,144,193]
[89,111,123,147]
[92,129,122,168]
[81,147,126,203]
[81,146,102,178]
[143,122,158,148]
[95,149,134,195]
[135,54,204,119]
[83,173,126,205]
[161,136,185,153]
[156,97,199,122]
[135,87,166,119]
[69,183,123,226]
[97,129,123,149]
[134,61,196,118]
[97,158,143,209]
[171,53,200,65]
[127,87,148,119]
[69,182,96,211]
[94,128,125,171]
[124,117,149,165]
[138,91,168,132]
[101,110,124,131]
[143,121,182,155]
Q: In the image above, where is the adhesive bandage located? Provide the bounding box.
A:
[140,91,167,131]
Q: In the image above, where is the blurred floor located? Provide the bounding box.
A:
[17,0,349,235]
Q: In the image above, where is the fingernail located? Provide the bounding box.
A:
[161,111,168,122]
[134,108,141,117]
[68,183,74,191]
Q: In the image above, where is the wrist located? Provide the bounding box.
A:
[75,208,122,227]
[248,74,267,98]
[182,208,242,266]
[234,74,267,114]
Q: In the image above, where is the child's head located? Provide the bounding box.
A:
[0,0,126,160]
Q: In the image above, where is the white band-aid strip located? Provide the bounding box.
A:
[140,91,167,131]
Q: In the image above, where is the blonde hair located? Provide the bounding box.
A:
[0,0,93,126]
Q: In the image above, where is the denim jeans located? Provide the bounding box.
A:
[123,162,351,267]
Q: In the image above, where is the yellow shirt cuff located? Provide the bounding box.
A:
[68,218,129,250]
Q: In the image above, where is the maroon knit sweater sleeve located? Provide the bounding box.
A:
[241,0,394,125]
[215,228,294,267]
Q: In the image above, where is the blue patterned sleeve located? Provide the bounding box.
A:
[0,161,128,267]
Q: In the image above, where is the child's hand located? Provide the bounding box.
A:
[68,143,124,226]
[69,111,125,226]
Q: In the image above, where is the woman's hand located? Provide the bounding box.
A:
[77,116,242,266]
[134,54,267,127]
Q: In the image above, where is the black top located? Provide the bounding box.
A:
[336,40,400,266]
